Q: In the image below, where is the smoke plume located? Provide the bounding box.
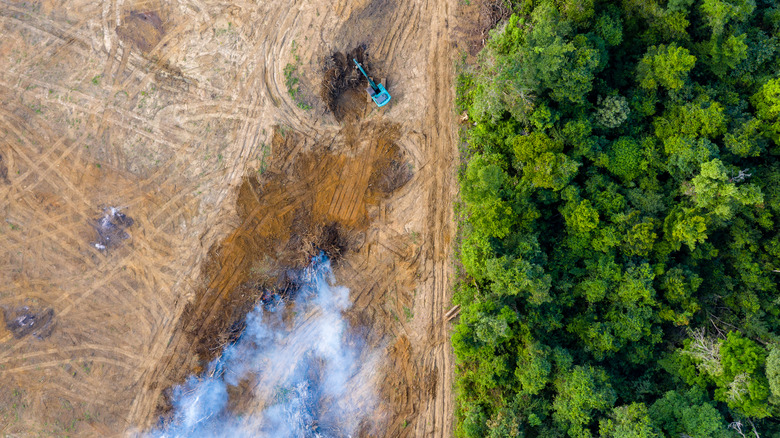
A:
[149,254,377,437]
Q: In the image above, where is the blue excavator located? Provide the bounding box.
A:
[353,58,391,107]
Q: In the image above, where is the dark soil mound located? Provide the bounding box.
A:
[320,46,371,122]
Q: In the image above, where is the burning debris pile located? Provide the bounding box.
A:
[151,254,376,438]
[91,207,134,251]
[320,46,370,121]
[3,306,55,339]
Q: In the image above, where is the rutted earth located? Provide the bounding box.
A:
[0,0,468,435]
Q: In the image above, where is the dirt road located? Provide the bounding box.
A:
[0,0,459,435]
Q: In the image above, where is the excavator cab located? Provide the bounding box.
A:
[353,59,391,108]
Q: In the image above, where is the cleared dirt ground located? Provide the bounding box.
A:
[0,0,469,435]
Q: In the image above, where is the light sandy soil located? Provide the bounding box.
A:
[0,0,464,435]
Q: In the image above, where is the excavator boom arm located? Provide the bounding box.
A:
[353,59,379,91]
[351,58,391,108]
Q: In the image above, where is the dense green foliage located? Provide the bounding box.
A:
[453,0,780,436]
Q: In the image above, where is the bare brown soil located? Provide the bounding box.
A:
[0,0,462,436]
[448,0,509,63]
[151,122,409,417]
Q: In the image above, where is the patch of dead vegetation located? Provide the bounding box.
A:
[453,0,510,58]
[479,1,512,39]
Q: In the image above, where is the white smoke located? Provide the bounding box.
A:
[149,254,378,438]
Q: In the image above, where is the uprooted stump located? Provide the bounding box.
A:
[320,46,371,122]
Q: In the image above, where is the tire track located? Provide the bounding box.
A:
[0,8,247,435]
[2,356,136,374]
[0,0,460,435]
[395,0,457,435]
[0,344,142,365]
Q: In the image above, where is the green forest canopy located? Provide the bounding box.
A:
[453,0,780,436]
